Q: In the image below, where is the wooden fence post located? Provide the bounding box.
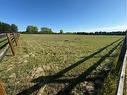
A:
[17,33,20,42]
[12,33,18,46]
[6,33,15,56]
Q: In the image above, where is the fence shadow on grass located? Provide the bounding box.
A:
[0,38,7,44]
[17,38,122,95]
[0,70,6,73]
[115,37,126,74]
[93,64,112,95]
[56,40,122,95]
[0,42,8,50]
[83,63,112,95]
[32,38,122,82]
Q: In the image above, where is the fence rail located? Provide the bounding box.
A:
[0,32,20,61]
[116,34,127,95]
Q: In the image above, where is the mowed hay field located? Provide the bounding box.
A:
[0,34,124,95]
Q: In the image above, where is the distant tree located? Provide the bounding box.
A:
[26,25,38,33]
[0,21,18,33]
[60,29,63,34]
[40,27,53,34]
[11,24,18,32]
[0,22,11,33]
[0,22,3,32]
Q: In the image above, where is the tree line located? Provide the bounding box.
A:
[0,21,126,35]
[24,25,54,34]
[22,25,65,34]
[76,31,126,35]
[0,21,62,34]
[24,25,126,35]
[0,21,18,33]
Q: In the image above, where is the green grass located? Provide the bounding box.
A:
[124,61,127,95]
[0,34,123,95]
[98,45,121,95]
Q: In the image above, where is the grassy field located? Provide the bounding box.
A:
[0,34,124,95]
[124,60,127,95]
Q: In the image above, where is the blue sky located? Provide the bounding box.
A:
[0,0,126,32]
